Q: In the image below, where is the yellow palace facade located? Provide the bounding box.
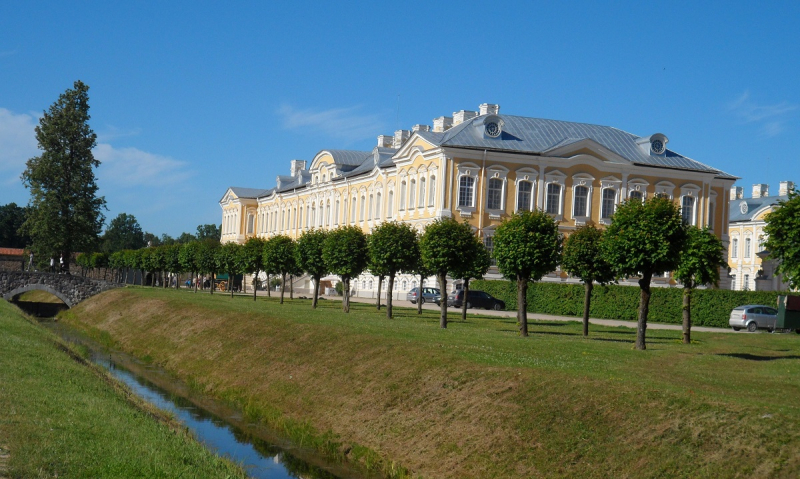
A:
[221,103,737,296]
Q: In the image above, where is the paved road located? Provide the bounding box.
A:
[329,294,738,334]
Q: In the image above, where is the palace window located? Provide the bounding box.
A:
[428,176,436,207]
[484,235,496,266]
[601,188,616,219]
[458,176,475,207]
[419,177,426,208]
[731,238,739,259]
[247,214,254,234]
[400,181,407,210]
[573,186,589,217]
[409,179,416,209]
[368,194,373,220]
[545,183,561,215]
[745,237,751,258]
[375,192,382,220]
[629,190,644,202]
[517,181,533,212]
[387,190,394,218]
[487,178,503,210]
[360,195,366,221]
[681,196,696,225]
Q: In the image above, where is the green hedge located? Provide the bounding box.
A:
[472,280,797,328]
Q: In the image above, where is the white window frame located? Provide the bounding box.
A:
[514,168,537,213]
[543,170,566,219]
[598,177,621,225]
[731,237,739,259]
[655,181,675,199]
[679,184,701,226]
[570,173,594,225]
[456,165,479,215]
[428,174,436,207]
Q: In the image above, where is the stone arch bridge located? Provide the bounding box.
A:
[1,271,121,308]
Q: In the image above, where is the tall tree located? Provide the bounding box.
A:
[0,203,30,248]
[764,190,800,289]
[452,236,491,322]
[163,244,183,288]
[179,241,201,292]
[493,210,562,337]
[561,225,615,337]
[102,213,146,252]
[196,241,220,294]
[602,196,686,350]
[323,226,368,313]
[368,221,419,318]
[196,224,221,242]
[420,218,479,329]
[675,226,727,344]
[263,235,297,304]
[295,229,329,309]
[20,81,106,271]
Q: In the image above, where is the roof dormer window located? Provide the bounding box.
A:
[478,114,504,139]
[636,133,668,156]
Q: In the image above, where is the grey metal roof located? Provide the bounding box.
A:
[729,195,787,222]
[224,187,272,200]
[324,149,373,167]
[417,115,736,179]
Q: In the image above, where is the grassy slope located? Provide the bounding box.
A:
[0,299,247,479]
[63,287,800,479]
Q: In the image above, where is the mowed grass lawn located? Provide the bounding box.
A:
[0,299,247,479]
[63,286,800,479]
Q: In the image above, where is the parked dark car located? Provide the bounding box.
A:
[406,287,441,305]
[447,289,505,310]
[729,304,779,332]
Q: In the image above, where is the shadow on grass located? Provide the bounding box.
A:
[716,353,800,361]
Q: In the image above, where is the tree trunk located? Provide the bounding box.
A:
[230,272,234,298]
[517,276,528,337]
[210,272,214,294]
[386,274,395,319]
[266,274,271,297]
[253,272,259,301]
[438,273,448,329]
[636,272,653,350]
[280,273,286,304]
[417,274,424,315]
[682,283,692,344]
[194,271,198,293]
[582,281,593,337]
[376,275,383,310]
[290,274,294,299]
[312,276,320,309]
[461,279,469,321]
[343,277,351,313]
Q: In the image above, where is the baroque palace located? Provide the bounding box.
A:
[221,103,737,297]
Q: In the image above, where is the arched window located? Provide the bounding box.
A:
[402,280,407,290]
[745,237,752,258]
[487,178,503,210]
[248,214,255,234]
[601,188,616,219]
[419,177,426,208]
[387,191,394,218]
[573,186,589,217]
[360,195,366,221]
[409,179,416,209]
[731,238,739,259]
[368,279,373,290]
[458,176,475,207]
[400,181,407,210]
[428,176,436,207]
[334,200,339,225]
[351,198,357,223]
[517,181,533,211]
[681,196,696,225]
[361,279,366,289]
[545,183,561,215]
[368,194,373,220]
[375,192,382,220]
[629,190,644,202]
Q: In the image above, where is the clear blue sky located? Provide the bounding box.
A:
[1,1,798,237]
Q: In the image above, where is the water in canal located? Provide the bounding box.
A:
[44,321,370,479]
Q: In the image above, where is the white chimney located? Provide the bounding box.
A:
[412,124,430,133]
[779,181,795,196]
[392,130,410,149]
[377,135,393,148]
[290,159,306,177]
[752,183,769,198]
[452,110,478,126]
[730,186,743,200]
[432,116,453,132]
[479,103,500,115]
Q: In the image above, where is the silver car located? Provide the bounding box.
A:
[729,304,778,332]
[406,287,441,305]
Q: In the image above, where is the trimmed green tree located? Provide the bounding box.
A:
[764,190,800,289]
[561,225,615,337]
[675,226,726,344]
[179,241,200,292]
[368,221,419,318]
[241,237,267,301]
[263,235,297,304]
[602,196,687,350]
[216,242,243,298]
[420,218,479,329]
[452,237,491,322]
[197,241,220,294]
[102,213,146,253]
[20,81,106,272]
[296,229,329,308]
[163,244,182,289]
[493,210,562,337]
[323,226,369,313]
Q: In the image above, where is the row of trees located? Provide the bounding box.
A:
[93,196,726,351]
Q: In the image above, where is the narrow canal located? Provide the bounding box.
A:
[43,320,372,479]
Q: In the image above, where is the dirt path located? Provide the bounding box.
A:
[0,445,9,479]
